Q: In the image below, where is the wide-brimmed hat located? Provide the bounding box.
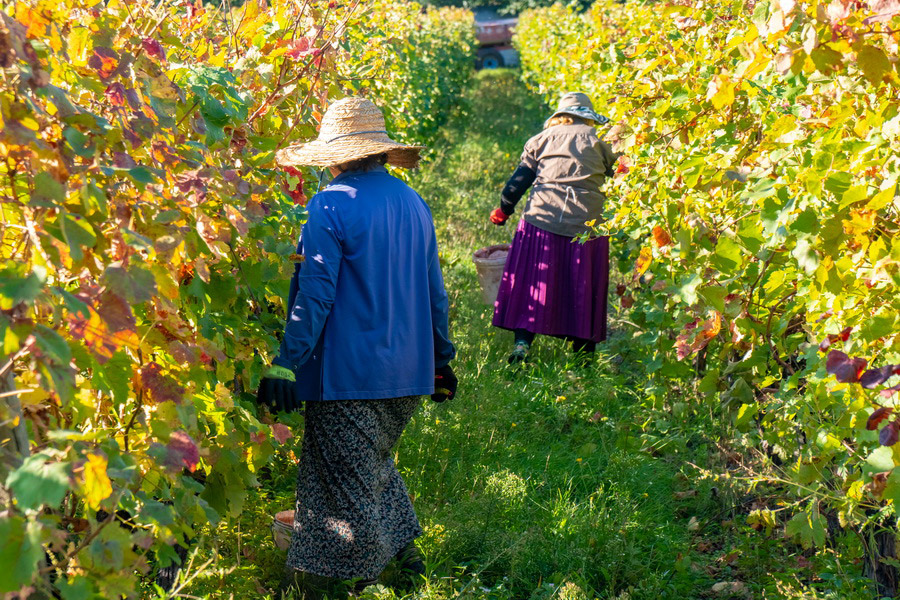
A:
[547,92,609,126]
[275,97,423,169]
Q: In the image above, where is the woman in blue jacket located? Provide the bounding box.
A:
[256,98,456,595]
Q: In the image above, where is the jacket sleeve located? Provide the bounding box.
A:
[598,140,620,178]
[272,195,343,371]
[500,163,537,216]
[427,226,456,369]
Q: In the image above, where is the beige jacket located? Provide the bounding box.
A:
[520,123,617,238]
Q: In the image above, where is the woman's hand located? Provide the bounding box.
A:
[256,365,302,413]
[490,208,509,225]
[431,365,458,402]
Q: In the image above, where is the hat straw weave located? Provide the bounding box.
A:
[275,97,423,169]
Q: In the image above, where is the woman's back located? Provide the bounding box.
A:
[287,167,453,401]
[519,122,617,237]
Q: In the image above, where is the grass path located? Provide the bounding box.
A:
[186,70,871,600]
[374,70,702,598]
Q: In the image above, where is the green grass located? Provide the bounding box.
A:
[172,70,877,600]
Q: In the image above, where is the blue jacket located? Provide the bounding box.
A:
[272,167,456,401]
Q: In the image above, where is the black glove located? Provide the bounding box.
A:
[255,366,301,413]
[431,364,458,403]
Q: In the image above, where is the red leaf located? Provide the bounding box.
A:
[142,37,166,61]
[838,326,852,341]
[620,294,635,308]
[271,423,293,444]
[88,47,119,79]
[867,407,893,430]
[826,350,867,383]
[826,350,849,371]
[835,358,868,383]
[286,37,315,59]
[880,421,900,446]
[652,225,673,248]
[139,362,185,404]
[615,283,627,297]
[105,82,126,107]
[861,365,899,389]
[165,431,199,471]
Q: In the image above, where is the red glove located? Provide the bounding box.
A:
[490,208,509,225]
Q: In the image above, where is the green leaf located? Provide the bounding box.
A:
[93,351,132,403]
[79,182,108,217]
[868,446,895,472]
[0,267,45,310]
[883,470,900,507]
[57,576,94,600]
[61,213,97,263]
[723,377,753,406]
[6,453,70,511]
[824,172,851,198]
[31,172,66,206]
[791,237,819,275]
[712,236,743,273]
[63,127,95,157]
[785,505,826,549]
[857,45,892,85]
[33,325,71,365]
[861,313,898,342]
[0,515,44,593]
[101,263,158,304]
[735,403,758,431]
[699,285,727,312]
[792,208,818,235]
[698,368,720,396]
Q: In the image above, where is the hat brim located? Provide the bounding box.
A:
[549,106,609,125]
[275,136,424,169]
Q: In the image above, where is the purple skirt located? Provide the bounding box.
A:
[492,219,609,342]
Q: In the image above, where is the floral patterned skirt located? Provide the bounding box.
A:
[287,396,423,580]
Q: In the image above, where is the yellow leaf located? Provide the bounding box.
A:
[708,75,736,110]
[868,183,897,211]
[634,246,652,276]
[82,453,112,509]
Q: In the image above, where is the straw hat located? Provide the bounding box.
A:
[275,97,423,169]
[548,92,609,126]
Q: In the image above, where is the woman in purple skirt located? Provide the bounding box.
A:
[489,92,618,364]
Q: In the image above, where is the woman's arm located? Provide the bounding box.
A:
[499,163,537,216]
[426,229,456,368]
[272,197,343,371]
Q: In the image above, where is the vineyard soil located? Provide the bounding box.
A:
[181,71,876,600]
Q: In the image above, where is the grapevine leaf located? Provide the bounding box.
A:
[861,366,900,389]
[0,516,44,593]
[652,225,672,247]
[791,237,819,275]
[33,324,71,365]
[826,350,867,383]
[633,246,652,276]
[101,263,158,304]
[165,431,200,472]
[0,267,44,310]
[139,362,185,404]
[271,423,293,444]
[880,421,900,447]
[82,453,113,509]
[6,453,70,511]
[867,407,893,430]
[857,45,892,85]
